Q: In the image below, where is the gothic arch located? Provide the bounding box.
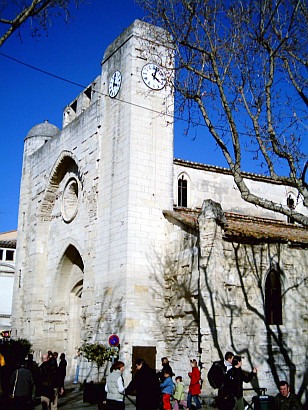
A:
[51,243,84,306]
[40,151,81,221]
[48,243,84,374]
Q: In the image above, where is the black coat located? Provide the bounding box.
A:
[158,363,174,383]
[10,366,34,398]
[224,367,255,399]
[35,361,57,400]
[57,359,67,388]
[274,392,302,410]
[126,363,160,410]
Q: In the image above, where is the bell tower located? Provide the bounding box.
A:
[95,20,174,362]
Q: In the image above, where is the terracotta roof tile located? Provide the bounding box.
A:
[163,208,308,245]
[0,239,16,248]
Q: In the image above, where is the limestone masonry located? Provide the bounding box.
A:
[12,20,307,403]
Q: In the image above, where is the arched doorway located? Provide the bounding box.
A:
[53,244,84,379]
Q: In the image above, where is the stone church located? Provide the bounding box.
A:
[12,20,307,401]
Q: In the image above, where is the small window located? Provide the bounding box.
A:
[84,86,92,100]
[0,249,3,260]
[287,194,295,224]
[265,269,282,325]
[5,250,14,261]
[70,100,77,113]
[178,175,187,207]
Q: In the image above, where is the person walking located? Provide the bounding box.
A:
[158,357,174,383]
[57,353,67,395]
[160,369,173,410]
[36,353,63,410]
[126,358,160,410]
[105,361,125,409]
[223,355,257,410]
[187,359,202,410]
[173,376,187,410]
[207,351,234,410]
[10,359,34,410]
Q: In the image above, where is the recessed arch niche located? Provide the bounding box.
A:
[49,244,84,377]
[40,151,81,222]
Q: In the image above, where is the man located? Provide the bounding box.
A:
[275,381,302,410]
[73,350,81,384]
[36,353,63,410]
[208,351,234,409]
[126,358,160,410]
[223,355,257,410]
[10,359,34,410]
[208,351,234,390]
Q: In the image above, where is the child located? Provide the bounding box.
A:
[160,370,174,410]
[187,359,201,409]
[173,376,187,410]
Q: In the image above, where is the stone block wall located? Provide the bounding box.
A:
[198,200,308,401]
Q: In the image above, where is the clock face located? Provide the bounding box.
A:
[141,63,166,90]
[108,70,122,98]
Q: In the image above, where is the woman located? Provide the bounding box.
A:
[187,359,201,410]
[105,361,125,409]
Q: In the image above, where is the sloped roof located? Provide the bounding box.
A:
[174,158,287,186]
[163,208,308,245]
[0,230,17,248]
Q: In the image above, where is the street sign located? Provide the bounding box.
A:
[109,334,120,347]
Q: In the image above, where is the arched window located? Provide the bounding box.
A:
[265,269,282,325]
[178,175,187,207]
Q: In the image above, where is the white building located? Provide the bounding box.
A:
[0,230,16,335]
[11,20,307,402]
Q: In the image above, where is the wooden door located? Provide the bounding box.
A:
[132,346,157,378]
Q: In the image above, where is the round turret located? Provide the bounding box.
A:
[24,120,60,156]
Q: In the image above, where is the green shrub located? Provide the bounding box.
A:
[81,343,118,381]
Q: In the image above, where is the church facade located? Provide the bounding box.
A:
[12,20,307,401]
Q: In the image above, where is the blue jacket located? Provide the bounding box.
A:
[160,376,173,395]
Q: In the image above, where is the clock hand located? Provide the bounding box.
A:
[152,66,159,81]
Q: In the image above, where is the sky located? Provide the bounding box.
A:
[0,0,225,233]
[0,1,306,233]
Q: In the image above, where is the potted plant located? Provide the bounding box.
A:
[81,342,118,404]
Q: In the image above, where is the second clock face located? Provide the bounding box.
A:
[141,63,166,90]
[108,71,122,98]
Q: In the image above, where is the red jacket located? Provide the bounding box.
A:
[188,367,201,395]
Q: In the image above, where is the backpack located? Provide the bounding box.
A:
[207,360,225,389]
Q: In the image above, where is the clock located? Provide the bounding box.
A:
[141,63,166,90]
[108,70,122,98]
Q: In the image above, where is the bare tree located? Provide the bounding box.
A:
[0,0,82,48]
[138,0,308,226]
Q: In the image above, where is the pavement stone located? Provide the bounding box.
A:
[33,384,138,409]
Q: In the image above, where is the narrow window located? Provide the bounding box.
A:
[287,195,295,224]
[5,249,14,261]
[265,270,282,325]
[0,249,3,260]
[178,176,187,207]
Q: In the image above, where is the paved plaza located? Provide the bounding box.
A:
[33,386,138,410]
